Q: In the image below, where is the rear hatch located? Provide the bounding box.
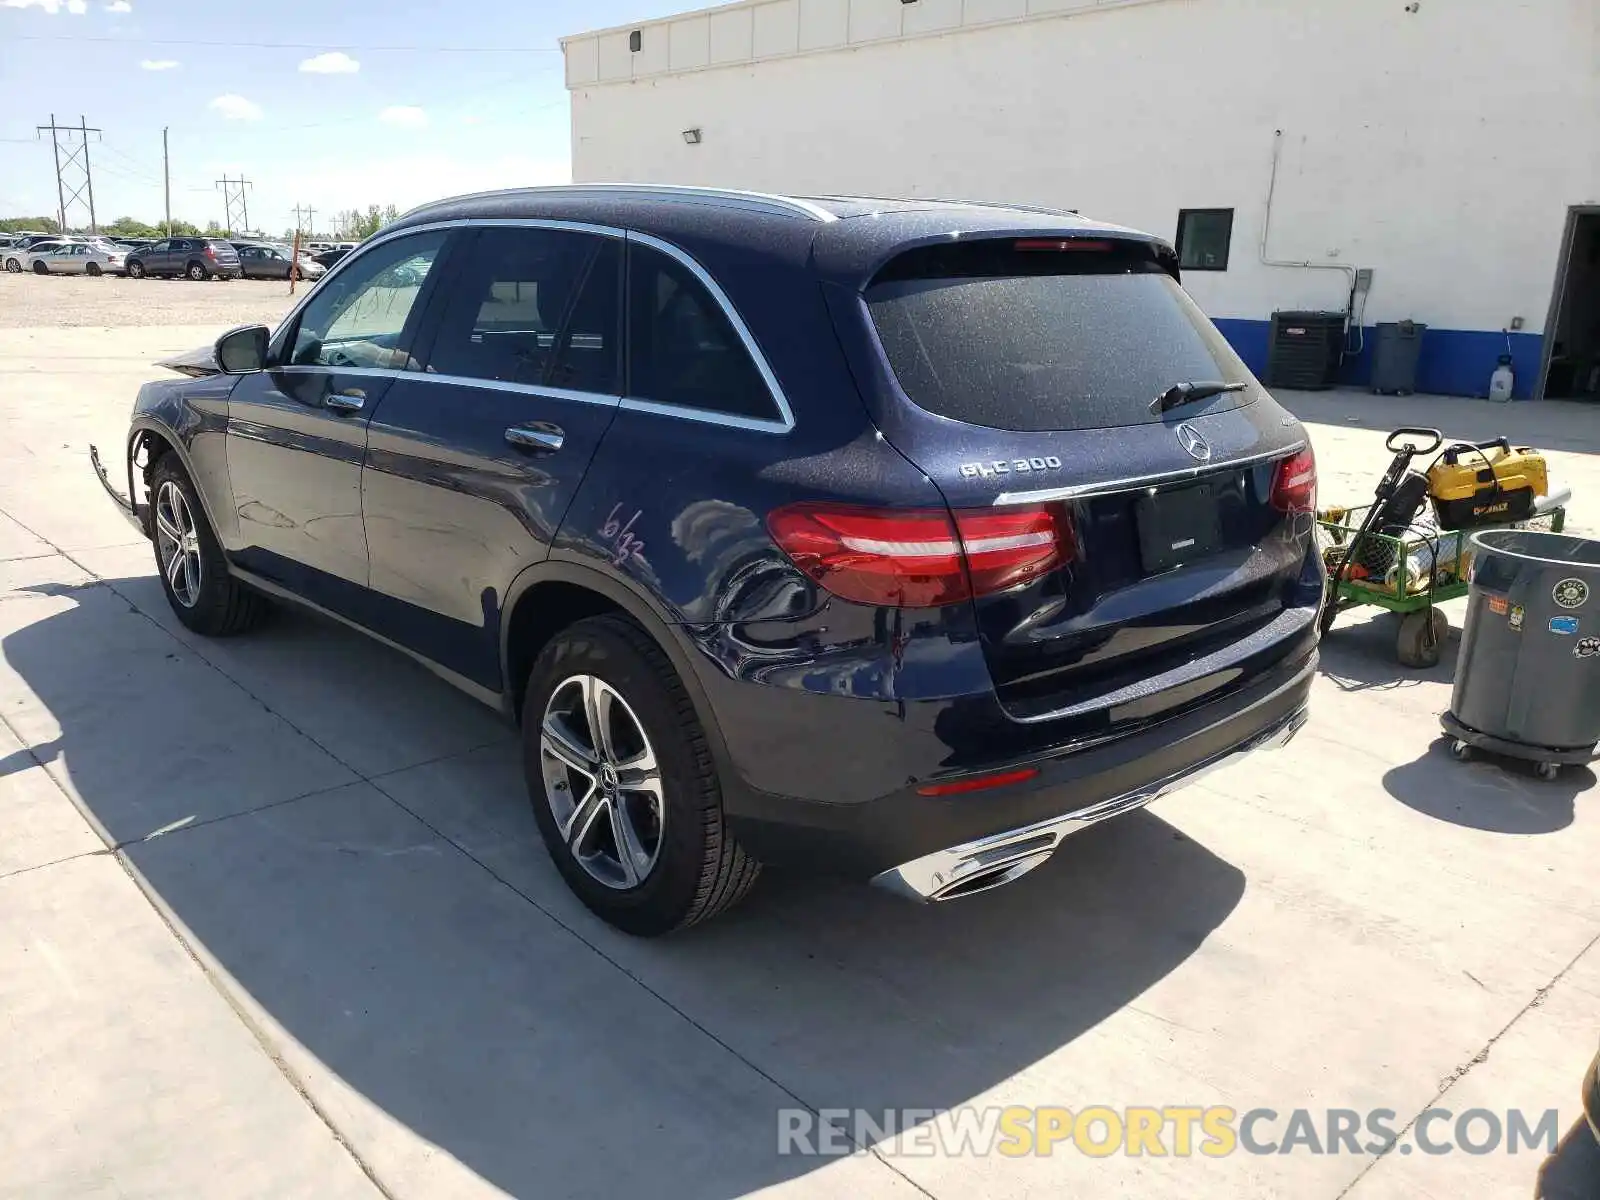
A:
[852,235,1317,734]
[204,239,241,267]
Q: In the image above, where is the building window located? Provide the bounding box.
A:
[1176,208,1234,272]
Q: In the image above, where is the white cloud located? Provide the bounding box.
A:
[106,0,132,11]
[0,0,84,9]
[66,0,86,11]
[299,51,359,74]
[378,106,428,129]
[140,58,179,70]
[209,94,263,121]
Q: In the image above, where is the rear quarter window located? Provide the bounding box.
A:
[864,238,1255,433]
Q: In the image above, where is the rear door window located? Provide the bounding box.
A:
[626,241,778,421]
[864,238,1255,432]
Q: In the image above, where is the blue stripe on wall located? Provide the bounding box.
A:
[1211,319,1545,400]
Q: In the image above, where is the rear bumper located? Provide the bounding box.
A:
[874,698,1307,901]
[723,644,1316,881]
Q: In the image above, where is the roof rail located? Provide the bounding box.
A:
[403,183,838,224]
[815,193,1086,219]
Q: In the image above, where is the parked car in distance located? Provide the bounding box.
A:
[234,243,325,281]
[310,247,351,270]
[90,184,1320,935]
[24,241,126,276]
[124,237,242,280]
[4,239,82,273]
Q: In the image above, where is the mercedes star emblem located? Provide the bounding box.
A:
[1175,423,1212,463]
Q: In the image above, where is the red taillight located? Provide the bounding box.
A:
[766,503,1071,608]
[1014,238,1113,253]
[204,244,216,258]
[1270,446,1317,513]
[917,767,1040,797]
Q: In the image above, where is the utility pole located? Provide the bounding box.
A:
[36,113,102,234]
[291,204,316,238]
[215,174,252,235]
[162,127,171,237]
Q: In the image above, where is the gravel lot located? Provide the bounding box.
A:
[0,272,298,329]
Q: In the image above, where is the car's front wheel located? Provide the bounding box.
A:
[186,261,209,281]
[4,258,20,273]
[522,615,760,936]
[126,260,145,278]
[148,455,269,636]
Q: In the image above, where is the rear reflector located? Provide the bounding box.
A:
[917,767,1040,797]
[766,502,1072,608]
[1270,446,1318,513]
[1014,238,1113,253]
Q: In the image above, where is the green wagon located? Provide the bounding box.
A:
[1315,505,1567,667]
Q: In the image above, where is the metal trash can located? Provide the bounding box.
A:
[1371,321,1426,395]
[1442,528,1600,778]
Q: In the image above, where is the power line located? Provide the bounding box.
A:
[13,33,560,52]
[37,115,101,234]
[216,174,251,234]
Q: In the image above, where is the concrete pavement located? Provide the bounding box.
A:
[0,324,1595,1198]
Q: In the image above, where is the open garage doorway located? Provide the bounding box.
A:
[1540,206,1600,400]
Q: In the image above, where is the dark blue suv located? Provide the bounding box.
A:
[92,185,1320,935]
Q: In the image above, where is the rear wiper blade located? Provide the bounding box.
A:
[1151,380,1248,415]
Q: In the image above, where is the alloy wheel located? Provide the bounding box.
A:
[154,480,203,607]
[539,674,665,890]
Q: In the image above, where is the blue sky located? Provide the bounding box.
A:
[0,0,684,234]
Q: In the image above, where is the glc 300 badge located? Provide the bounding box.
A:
[959,455,1063,479]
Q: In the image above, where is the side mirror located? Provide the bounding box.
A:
[215,324,269,374]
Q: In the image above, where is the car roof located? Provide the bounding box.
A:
[386,183,1164,286]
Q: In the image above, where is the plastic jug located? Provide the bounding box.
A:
[1488,354,1515,403]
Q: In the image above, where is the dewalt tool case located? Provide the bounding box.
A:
[1427,439,1547,530]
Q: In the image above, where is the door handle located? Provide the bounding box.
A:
[505,424,564,453]
[325,389,365,414]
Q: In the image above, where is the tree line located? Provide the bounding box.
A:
[1,216,219,237]
[3,203,401,241]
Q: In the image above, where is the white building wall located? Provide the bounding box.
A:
[564,0,1600,394]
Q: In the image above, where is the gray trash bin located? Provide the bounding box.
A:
[1370,321,1426,395]
[1442,528,1600,778]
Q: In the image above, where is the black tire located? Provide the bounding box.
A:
[147,454,269,637]
[127,260,145,279]
[1397,608,1448,669]
[522,614,759,936]
[5,258,22,273]
[33,261,48,275]
[85,262,102,277]
[186,261,209,281]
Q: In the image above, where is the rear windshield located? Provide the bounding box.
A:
[864,238,1255,432]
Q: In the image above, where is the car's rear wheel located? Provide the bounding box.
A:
[126,260,145,278]
[186,261,209,281]
[85,262,102,277]
[522,614,760,936]
[148,455,269,636]
[32,261,48,275]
